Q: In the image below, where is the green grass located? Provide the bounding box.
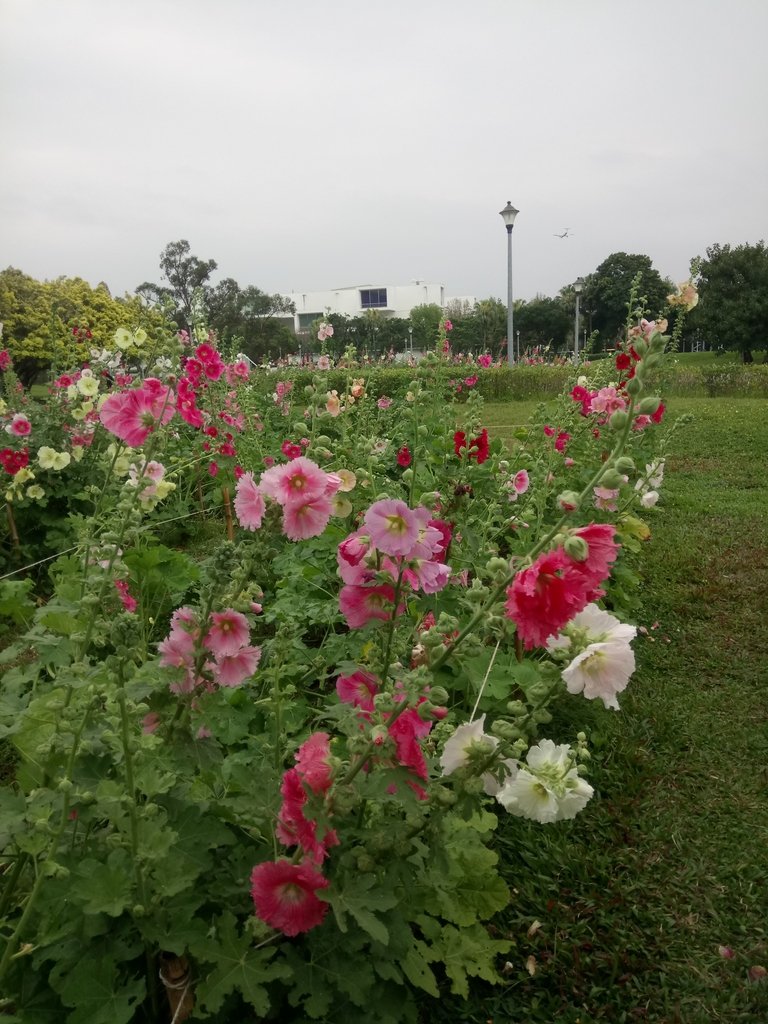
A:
[428,398,768,1024]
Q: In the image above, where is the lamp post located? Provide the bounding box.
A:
[499,201,519,365]
[573,276,584,363]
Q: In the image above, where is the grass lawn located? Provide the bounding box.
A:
[430,398,768,1024]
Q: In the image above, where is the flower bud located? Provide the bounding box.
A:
[557,490,580,512]
[418,491,440,506]
[485,556,510,576]
[304,385,314,396]
[564,535,589,562]
[428,686,450,706]
[609,410,629,431]
[600,467,624,488]
[638,396,661,416]
[615,456,635,474]
[292,421,306,434]
[625,376,643,397]
[417,423,428,437]
[490,720,524,741]
[400,468,413,484]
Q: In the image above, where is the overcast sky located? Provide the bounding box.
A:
[1,0,766,305]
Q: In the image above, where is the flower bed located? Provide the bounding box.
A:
[0,314,679,1022]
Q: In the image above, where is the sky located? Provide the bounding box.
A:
[1,0,767,305]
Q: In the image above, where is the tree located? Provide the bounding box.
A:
[409,304,443,350]
[686,241,768,363]
[515,295,571,353]
[589,253,671,346]
[136,239,217,333]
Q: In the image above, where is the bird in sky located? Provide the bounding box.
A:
[554,228,572,238]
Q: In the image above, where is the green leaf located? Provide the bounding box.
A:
[433,922,511,998]
[70,849,134,916]
[325,873,400,945]
[192,911,290,1015]
[58,955,145,1024]
[402,940,439,997]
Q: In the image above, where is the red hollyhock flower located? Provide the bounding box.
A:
[469,428,490,464]
[505,548,596,649]
[397,445,412,467]
[615,352,632,371]
[453,430,467,456]
[651,402,665,424]
[250,859,329,936]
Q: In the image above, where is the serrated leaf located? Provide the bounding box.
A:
[402,941,439,996]
[436,922,511,998]
[70,848,134,916]
[58,955,145,1024]
[325,873,399,945]
[193,911,290,1015]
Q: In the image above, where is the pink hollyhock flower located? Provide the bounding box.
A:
[276,768,339,864]
[295,732,334,794]
[543,425,556,437]
[555,431,571,453]
[477,353,492,368]
[100,385,175,446]
[339,583,397,628]
[427,519,452,560]
[571,524,619,593]
[513,469,530,494]
[211,645,262,687]
[0,448,29,475]
[158,628,196,669]
[397,445,412,468]
[364,499,420,557]
[591,387,627,417]
[6,414,31,437]
[632,414,653,431]
[204,609,250,657]
[464,375,478,388]
[282,494,333,541]
[336,669,379,711]
[234,472,265,530]
[444,319,453,331]
[260,456,329,507]
[208,461,219,477]
[281,440,303,460]
[593,485,620,511]
[0,350,12,371]
[377,396,393,409]
[142,712,161,734]
[250,859,329,937]
[114,579,137,613]
[388,706,432,781]
[505,548,596,649]
[410,559,451,594]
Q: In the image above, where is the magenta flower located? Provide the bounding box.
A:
[505,548,596,650]
[204,609,250,657]
[250,860,329,937]
[336,669,379,711]
[295,732,334,794]
[377,396,393,410]
[339,583,397,628]
[364,499,420,557]
[234,472,265,531]
[6,414,31,437]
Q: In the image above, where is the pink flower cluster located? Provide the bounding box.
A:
[0,448,29,475]
[158,606,262,691]
[5,413,31,437]
[234,456,341,541]
[505,524,619,649]
[337,501,452,628]
[0,350,12,371]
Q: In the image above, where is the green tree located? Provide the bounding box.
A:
[686,241,768,363]
[409,303,443,350]
[136,239,218,333]
[589,252,671,346]
[515,295,571,353]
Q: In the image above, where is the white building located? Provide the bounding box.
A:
[280,282,474,333]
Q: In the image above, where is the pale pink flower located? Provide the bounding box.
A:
[326,392,341,417]
[513,469,529,494]
[260,457,329,508]
[590,387,627,417]
[410,559,451,594]
[593,485,620,511]
[204,609,250,657]
[158,629,195,669]
[377,396,393,410]
[234,472,265,530]
[316,354,331,370]
[211,644,262,687]
[364,498,420,557]
[282,495,333,541]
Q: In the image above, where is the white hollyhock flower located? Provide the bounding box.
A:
[496,739,593,823]
[562,639,636,710]
[440,715,498,775]
[640,490,659,509]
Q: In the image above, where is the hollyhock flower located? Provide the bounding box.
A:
[477,354,492,368]
[250,859,329,937]
[377,396,393,409]
[336,669,379,711]
[440,715,502,793]
[114,579,137,613]
[158,628,196,670]
[410,559,451,594]
[364,499,420,557]
[295,732,334,794]
[554,431,571,453]
[316,354,331,370]
[571,524,619,591]
[615,351,632,371]
[453,430,467,455]
[234,472,265,530]
[208,461,219,477]
[211,645,262,687]
[443,319,453,331]
[276,769,338,864]
[591,387,627,417]
[335,468,356,492]
[142,712,161,734]
[6,414,31,437]
[593,485,620,511]
[37,446,71,471]
[667,280,698,310]
[388,707,431,781]
[632,414,652,431]
[427,519,452,560]
[561,640,635,710]
[281,440,303,460]
[100,384,175,446]
[204,609,250,657]
[651,402,665,425]
[0,350,12,371]
[0,448,29,475]
[543,425,556,438]
[339,583,397,628]
[496,739,593,823]
[639,490,659,508]
[397,445,412,468]
[464,375,478,388]
[281,494,333,541]
[505,548,596,649]
[260,456,329,507]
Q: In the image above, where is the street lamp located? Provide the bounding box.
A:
[573,277,584,363]
[499,201,519,366]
